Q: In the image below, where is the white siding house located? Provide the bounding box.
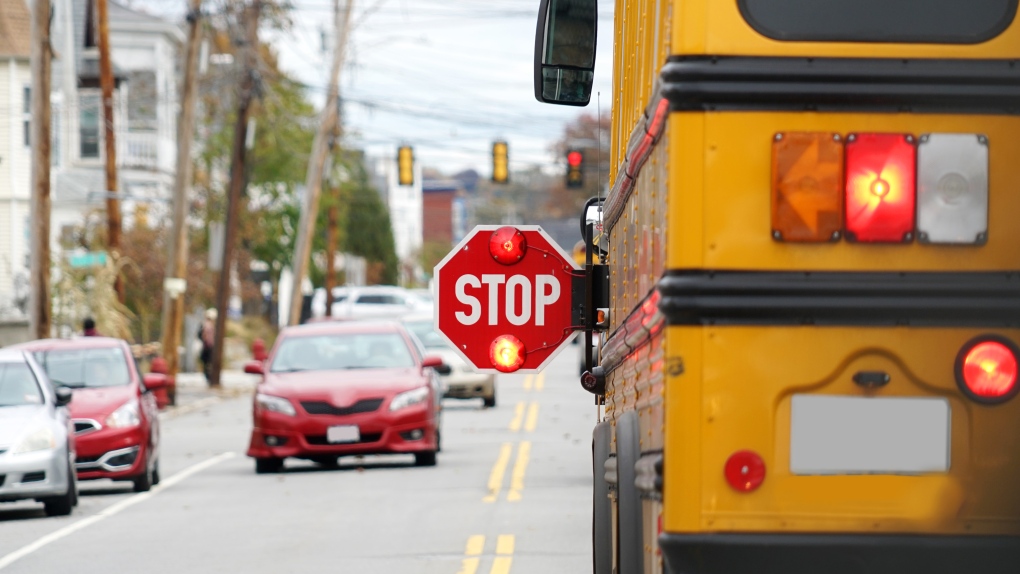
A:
[0,1,33,318]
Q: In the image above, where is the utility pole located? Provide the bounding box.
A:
[288,0,353,326]
[96,0,123,303]
[210,0,261,386]
[324,199,339,317]
[29,0,52,339]
[160,0,204,404]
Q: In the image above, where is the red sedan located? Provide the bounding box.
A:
[245,320,445,473]
[11,338,165,492]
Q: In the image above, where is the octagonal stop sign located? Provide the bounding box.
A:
[435,225,580,373]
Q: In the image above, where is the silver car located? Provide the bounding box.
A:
[0,349,77,516]
[403,315,497,408]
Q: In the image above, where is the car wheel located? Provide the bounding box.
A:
[255,457,284,474]
[414,451,437,467]
[43,462,76,517]
[483,393,496,408]
[132,454,154,493]
[151,458,161,486]
[436,429,442,453]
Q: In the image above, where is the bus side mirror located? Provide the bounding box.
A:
[534,0,597,106]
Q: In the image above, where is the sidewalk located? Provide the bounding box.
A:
[161,370,260,420]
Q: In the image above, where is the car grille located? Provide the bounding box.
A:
[305,433,383,445]
[76,454,102,464]
[74,419,102,435]
[301,398,384,416]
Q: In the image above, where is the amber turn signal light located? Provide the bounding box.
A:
[771,132,844,242]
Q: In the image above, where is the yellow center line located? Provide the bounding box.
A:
[523,374,534,391]
[506,441,532,502]
[490,535,515,574]
[483,443,514,503]
[508,402,525,432]
[535,371,545,391]
[456,535,485,574]
[523,402,539,433]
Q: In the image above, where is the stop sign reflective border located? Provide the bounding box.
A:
[435,225,581,373]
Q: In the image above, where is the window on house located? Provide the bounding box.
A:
[126,71,158,131]
[80,93,100,159]
[23,86,30,147]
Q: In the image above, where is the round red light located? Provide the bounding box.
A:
[956,337,1019,403]
[567,150,583,167]
[490,335,526,373]
[724,450,766,493]
[488,226,527,265]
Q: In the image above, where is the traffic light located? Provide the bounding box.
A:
[492,141,509,184]
[397,145,414,186]
[566,149,584,188]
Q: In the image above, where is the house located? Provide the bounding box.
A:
[49,0,183,252]
[422,179,466,246]
[0,0,33,319]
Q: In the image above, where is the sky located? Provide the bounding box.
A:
[133,0,615,176]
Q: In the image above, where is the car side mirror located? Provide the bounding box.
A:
[422,355,450,375]
[534,0,597,106]
[55,386,73,407]
[143,373,169,390]
[244,360,265,375]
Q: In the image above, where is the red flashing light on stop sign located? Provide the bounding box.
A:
[489,226,527,265]
[844,133,916,243]
[490,335,526,372]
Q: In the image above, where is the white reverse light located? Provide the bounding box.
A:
[916,133,989,245]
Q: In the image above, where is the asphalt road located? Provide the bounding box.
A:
[0,347,595,573]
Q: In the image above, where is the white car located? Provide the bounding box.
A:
[310,286,433,321]
[403,315,497,408]
[0,350,78,516]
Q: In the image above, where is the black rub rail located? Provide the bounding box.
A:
[658,270,1020,327]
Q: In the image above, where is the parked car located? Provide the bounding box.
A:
[310,285,432,321]
[0,349,78,516]
[402,314,497,408]
[11,338,165,493]
[245,320,445,473]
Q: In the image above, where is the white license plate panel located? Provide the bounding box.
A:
[790,395,950,475]
[327,425,360,444]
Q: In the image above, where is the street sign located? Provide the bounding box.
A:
[68,251,108,269]
[435,225,580,373]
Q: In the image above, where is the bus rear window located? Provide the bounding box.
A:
[739,0,1018,44]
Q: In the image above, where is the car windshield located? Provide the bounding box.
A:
[0,363,43,407]
[270,332,416,372]
[33,347,132,388]
[404,320,449,350]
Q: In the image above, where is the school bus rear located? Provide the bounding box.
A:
[537,0,1020,572]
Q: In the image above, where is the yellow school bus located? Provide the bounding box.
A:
[535,0,1020,572]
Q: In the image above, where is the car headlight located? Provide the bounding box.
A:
[255,393,296,416]
[11,427,56,455]
[390,387,430,411]
[106,399,141,428]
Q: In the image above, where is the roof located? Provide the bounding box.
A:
[0,0,31,59]
[10,337,126,352]
[283,320,406,338]
[0,349,28,363]
[108,1,167,25]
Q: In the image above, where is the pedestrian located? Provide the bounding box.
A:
[82,317,100,337]
[199,309,217,384]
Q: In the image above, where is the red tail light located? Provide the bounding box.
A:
[489,226,527,265]
[490,334,526,373]
[956,336,1020,404]
[724,450,766,492]
[844,133,916,243]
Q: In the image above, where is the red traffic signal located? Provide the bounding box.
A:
[566,149,584,188]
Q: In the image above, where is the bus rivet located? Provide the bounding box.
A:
[774,133,783,142]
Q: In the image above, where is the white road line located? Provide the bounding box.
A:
[0,452,236,571]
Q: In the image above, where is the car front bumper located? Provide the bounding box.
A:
[0,448,72,502]
[247,403,438,459]
[74,426,148,481]
[659,532,1020,574]
[442,372,495,399]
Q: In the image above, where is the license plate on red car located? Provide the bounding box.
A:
[327,425,360,444]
